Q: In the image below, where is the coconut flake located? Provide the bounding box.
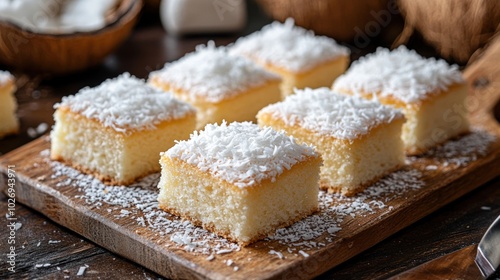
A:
[230,18,349,73]
[258,88,404,141]
[149,42,280,103]
[166,121,318,188]
[77,266,87,276]
[333,46,464,104]
[55,73,195,134]
[269,250,284,259]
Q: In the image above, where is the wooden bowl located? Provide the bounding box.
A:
[256,0,389,42]
[0,0,142,75]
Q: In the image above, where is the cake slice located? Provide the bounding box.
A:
[158,121,321,245]
[257,88,405,196]
[148,42,281,130]
[0,71,19,138]
[230,18,350,98]
[51,73,196,185]
[333,46,469,155]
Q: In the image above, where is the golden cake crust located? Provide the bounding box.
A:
[321,164,403,196]
[159,140,321,245]
[159,204,318,246]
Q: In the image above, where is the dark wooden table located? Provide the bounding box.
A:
[1,3,499,279]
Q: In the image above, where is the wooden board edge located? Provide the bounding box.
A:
[266,154,500,280]
[0,168,215,280]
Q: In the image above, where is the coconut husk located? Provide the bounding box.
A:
[395,0,500,64]
[463,32,500,125]
[256,0,390,42]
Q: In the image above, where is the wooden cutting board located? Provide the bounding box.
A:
[1,58,499,279]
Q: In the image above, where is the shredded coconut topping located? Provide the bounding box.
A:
[40,128,492,258]
[149,42,280,103]
[258,88,404,141]
[55,73,195,134]
[0,70,13,85]
[332,46,464,104]
[166,121,318,188]
[230,18,349,73]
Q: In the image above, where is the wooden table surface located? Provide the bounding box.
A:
[1,3,499,279]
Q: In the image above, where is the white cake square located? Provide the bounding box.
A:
[333,46,469,155]
[148,43,281,130]
[158,121,321,245]
[230,19,350,98]
[257,88,405,196]
[51,73,196,185]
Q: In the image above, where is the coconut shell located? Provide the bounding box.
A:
[256,0,390,42]
[396,0,500,64]
[0,0,142,75]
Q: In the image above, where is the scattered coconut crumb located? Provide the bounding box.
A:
[42,130,493,260]
[206,255,215,261]
[77,266,87,276]
[234,266,239,271]
[421,130,495,167]
[298,250,309,258]
[48,240,61,244]
[269,250,284,259]
[481,206,492,211]
[15,222,22,230]
[425,165,438,171]
[27,123,49,138]
[226,259,233,266]
[216,249,234,255]
[267,169,423,250]
[40,149,50,157]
